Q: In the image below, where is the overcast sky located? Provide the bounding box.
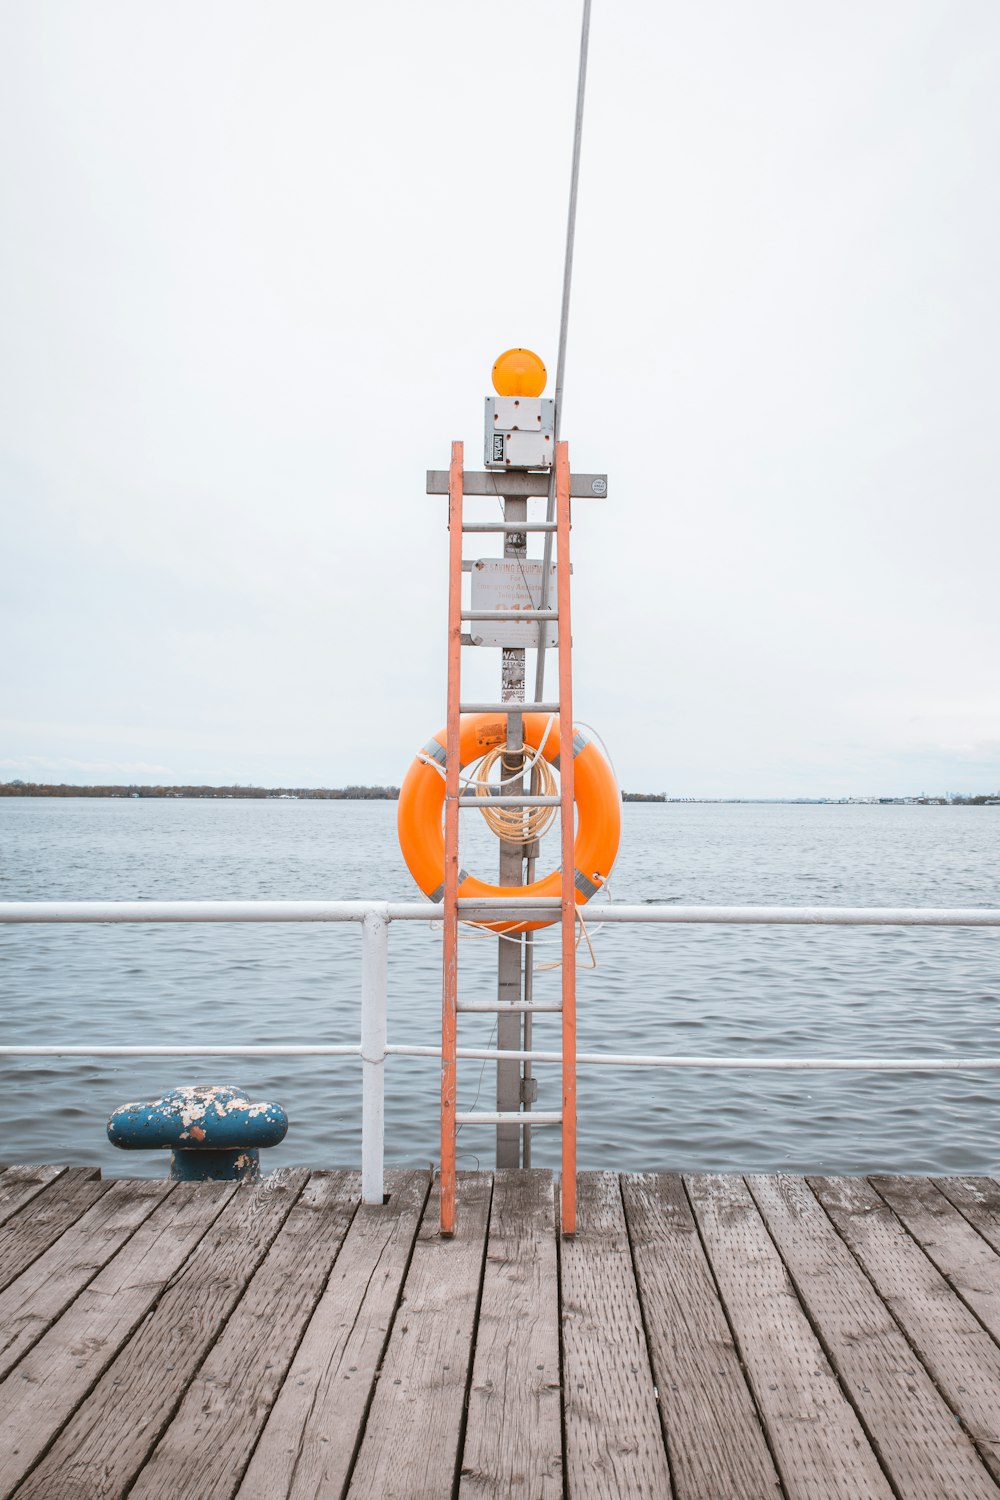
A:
[2,1,998,798]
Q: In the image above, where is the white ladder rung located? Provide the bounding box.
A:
[457,795,561,808]
[457,1001,562,1013]
[459,701,560,714]
[457,897,561,908]
[462,635,558,649]
[461,610,557,622]
[455,1111,563,1126]
[462,521,557,533]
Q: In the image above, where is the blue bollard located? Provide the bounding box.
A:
[107,1084,288,1182]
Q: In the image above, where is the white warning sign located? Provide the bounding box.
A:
[469,559,559,649]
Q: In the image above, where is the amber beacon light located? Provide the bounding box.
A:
[491,347,547,397]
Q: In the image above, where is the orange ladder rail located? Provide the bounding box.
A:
[440,440,463,1237]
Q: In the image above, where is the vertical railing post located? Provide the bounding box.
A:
[361,905,388,1204]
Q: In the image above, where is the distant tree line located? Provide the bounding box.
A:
[0,782,402,800]
[4,782,997,805]
[3,781,675,803]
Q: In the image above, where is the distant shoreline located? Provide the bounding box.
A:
[2,783,998,806]
[0,782,402,801]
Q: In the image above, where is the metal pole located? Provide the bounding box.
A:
[522,928,535,1166]
[532,0,593,704]
[360,907,388,1204]
[496,495,527,1166]
[523,0,594,1164]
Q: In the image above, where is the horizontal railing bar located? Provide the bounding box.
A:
[579,1056,1000,1071]
[459,903,1000,926]
[455,900,1000,924]
[0,900,433,924]
[1,901,997,927]
[582,905,1000,926]
[387,1044,1000,1071]
[4,1042,1000,1071]
[461,610,557,621]
[0,1045,362,1057]
[462,521,558,532]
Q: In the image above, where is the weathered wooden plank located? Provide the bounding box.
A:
[812,1175,1000,1483]
[238,1171,429,1500]
[346,1172,492,1500]
[621,1172,780,1500]
[9,1165,1000,1500]
[459,1169,562,1499]
[131,1170,363,1500]
[873,1175,1000,1343]
[0,1176,173,1382]
[687,1173,893,1499]
[561,1172,671,1498]
[748,1173,999,1499]
[0,1177,236,1498]
[0,1168,108,1294]
[0,1166,68,1229]
[13,1169,309,1500]
[935,1176,1000,1256]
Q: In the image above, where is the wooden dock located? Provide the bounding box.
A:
[2,1166,1000,1497]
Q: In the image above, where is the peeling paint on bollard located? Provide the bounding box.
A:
[107,1084,288,1181]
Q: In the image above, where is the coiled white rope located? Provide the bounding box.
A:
[471,742,559,845]
[416,714,560,849]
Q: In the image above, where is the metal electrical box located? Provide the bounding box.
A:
[484,397,555,470]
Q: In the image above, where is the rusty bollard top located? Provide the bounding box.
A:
[107,1084,288,1181]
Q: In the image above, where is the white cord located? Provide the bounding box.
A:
[416,714,557,792]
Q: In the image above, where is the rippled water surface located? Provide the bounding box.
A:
[1,798,998,1177]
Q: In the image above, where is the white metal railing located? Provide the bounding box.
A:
[1,899,999,1203]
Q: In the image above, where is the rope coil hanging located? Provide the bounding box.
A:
[471,744,559,845]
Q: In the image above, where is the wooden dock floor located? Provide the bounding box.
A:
[2,1166,1000,1497]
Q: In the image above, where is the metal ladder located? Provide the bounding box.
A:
[440,438,578,1237]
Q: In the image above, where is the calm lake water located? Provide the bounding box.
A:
[1,797,998,1178]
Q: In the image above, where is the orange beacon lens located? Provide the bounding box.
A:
[491,347,547,397]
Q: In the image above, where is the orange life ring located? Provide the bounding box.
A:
[397,712,621,933]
